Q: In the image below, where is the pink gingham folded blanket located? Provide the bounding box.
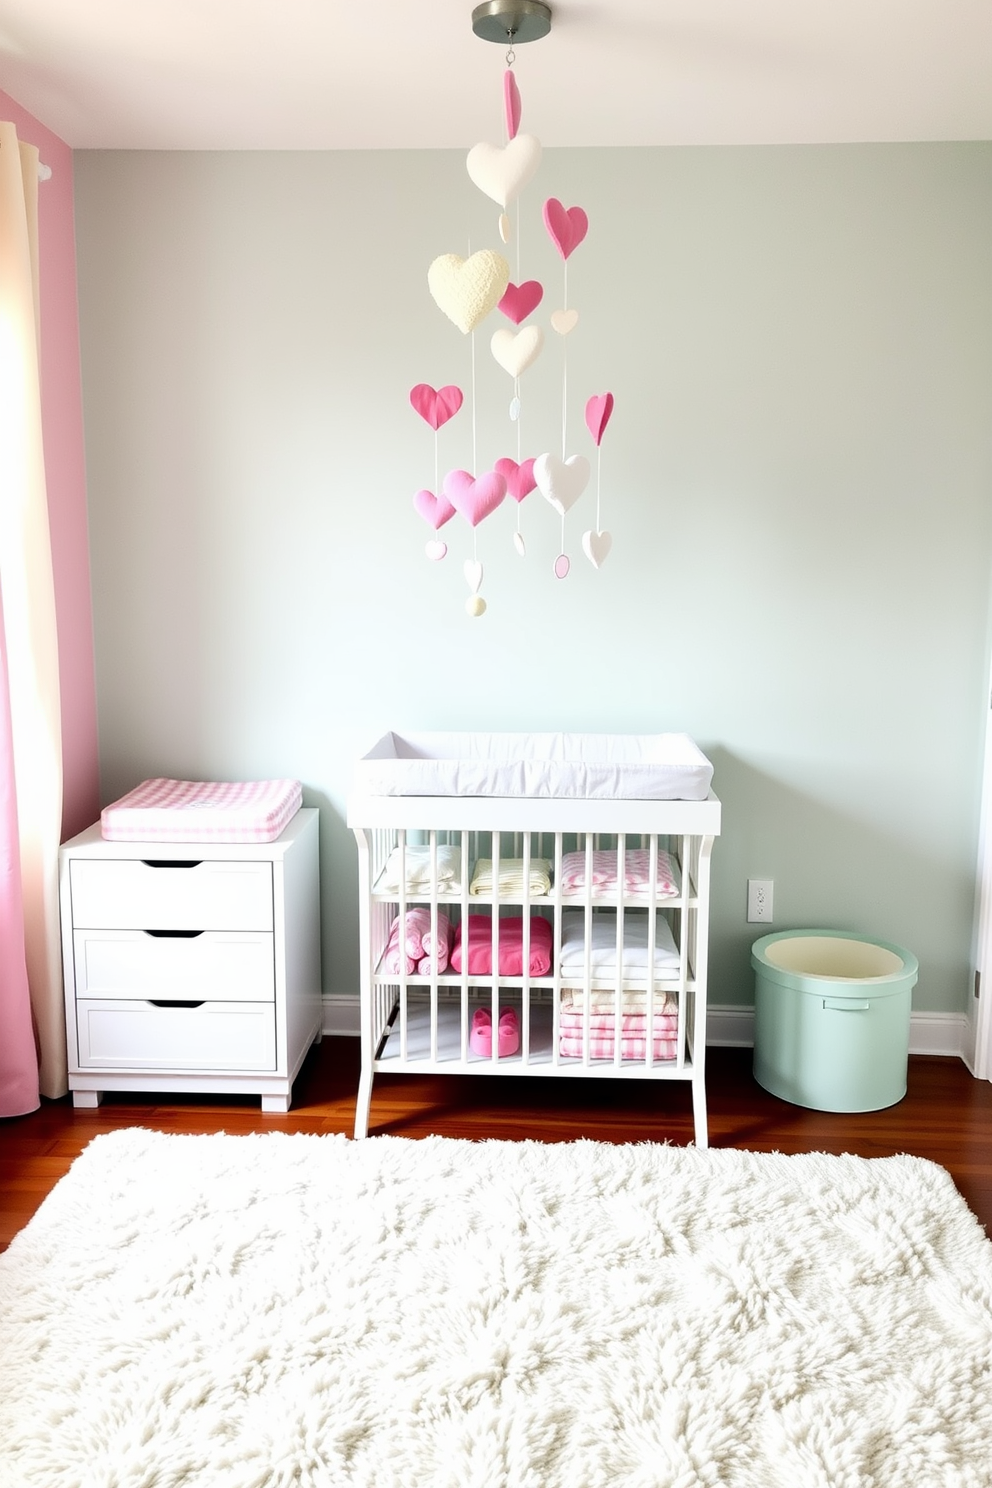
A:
[101,778,302,843]
[559,1009,678,1060]
[559,847,680,900]
[558,1031,677,1061]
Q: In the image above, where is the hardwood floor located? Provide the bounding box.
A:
[3,1039,992,1250]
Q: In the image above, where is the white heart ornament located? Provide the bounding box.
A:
[534,452,590,516]
[425,539,447,561]
[463,559,484,594]
[491,325,543,378]
[499,213,511,244]
[550,309,579,336]
[428,250,510,335]
[582,529,612,568]
[466,134,542,208]
[513,531,526,557]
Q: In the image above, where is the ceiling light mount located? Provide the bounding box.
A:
[471,1,552,46]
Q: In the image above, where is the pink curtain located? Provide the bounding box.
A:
[0,123,65,1115]
[0,591,39,1115]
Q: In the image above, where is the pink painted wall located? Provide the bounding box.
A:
[0,90,100,840]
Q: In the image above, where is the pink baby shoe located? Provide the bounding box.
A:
[469,1006,520,1057]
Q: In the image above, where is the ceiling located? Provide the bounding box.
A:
[0,0,990,152]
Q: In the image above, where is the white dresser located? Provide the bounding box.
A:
[59,808,322,1112]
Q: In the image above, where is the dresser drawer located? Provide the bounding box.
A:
[75,1000,276,1070]
[72,930,275,1003]
[69,858,273,931]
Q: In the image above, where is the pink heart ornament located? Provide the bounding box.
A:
[498,280,544,325]
[550,309,579,336]
[443,469,507,528]
[503,69,521,140]
[534,453,590,516]
[582,530,612,568]
[494,456,537,503]
[466,134,542,208]
[410,383,463,431]
[585,392,614,446]
[543,199,589,260]
[413,488,456,530]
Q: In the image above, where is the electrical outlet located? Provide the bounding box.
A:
[747,879,774,923]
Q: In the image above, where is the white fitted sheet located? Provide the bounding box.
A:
[353,732,714,802]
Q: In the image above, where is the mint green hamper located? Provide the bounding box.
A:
[751,929,918,1112]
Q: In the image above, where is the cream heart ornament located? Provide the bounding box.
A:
[534,453,590,516]
[491,325,544,378]
[463,559,484,594]
[550,309,579,336]
[582,529,612,568]
[466,133,542,208]
[428,250,510,335]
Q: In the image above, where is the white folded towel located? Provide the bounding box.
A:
[558,911,680,973]
[376,844,463,895]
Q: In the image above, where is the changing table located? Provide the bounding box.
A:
[348,733,721,1145]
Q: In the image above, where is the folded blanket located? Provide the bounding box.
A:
[558,911,680,973]
[559,989,678,1015]
[451,915,553,976]
[559,1009,679,1035]
[559,847,680,900]
[469,857,552,898]
[559,1033,677,1061]
[376,844,462,895]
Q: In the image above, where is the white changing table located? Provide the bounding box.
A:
[348,734,721,1146]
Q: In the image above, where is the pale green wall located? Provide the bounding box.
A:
[73,144,992,1015]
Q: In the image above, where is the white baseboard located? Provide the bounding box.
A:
[322,996,972,1062]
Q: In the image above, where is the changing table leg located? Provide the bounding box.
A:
[692,1075,709,1150]
[354,1066,374,1139]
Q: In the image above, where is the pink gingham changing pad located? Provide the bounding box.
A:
[100,778,302,843]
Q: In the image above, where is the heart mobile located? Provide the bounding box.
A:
[409,1,615,617]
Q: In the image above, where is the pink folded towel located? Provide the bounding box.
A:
[380,918,417,976]
[451,916,553,976]
[417,915,455,975]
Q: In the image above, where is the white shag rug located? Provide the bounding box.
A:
[2,1132,992,1488]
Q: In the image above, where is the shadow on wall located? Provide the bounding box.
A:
[704,746,975,1015]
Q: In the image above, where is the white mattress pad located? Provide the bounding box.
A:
[353,733,713,802]
[101,778,302,843]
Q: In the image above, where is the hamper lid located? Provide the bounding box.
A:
[101,778,303,843]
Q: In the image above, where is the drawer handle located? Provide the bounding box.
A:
[148,999,206,1008]
[144,929,204,939]
[141,859,202,869]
